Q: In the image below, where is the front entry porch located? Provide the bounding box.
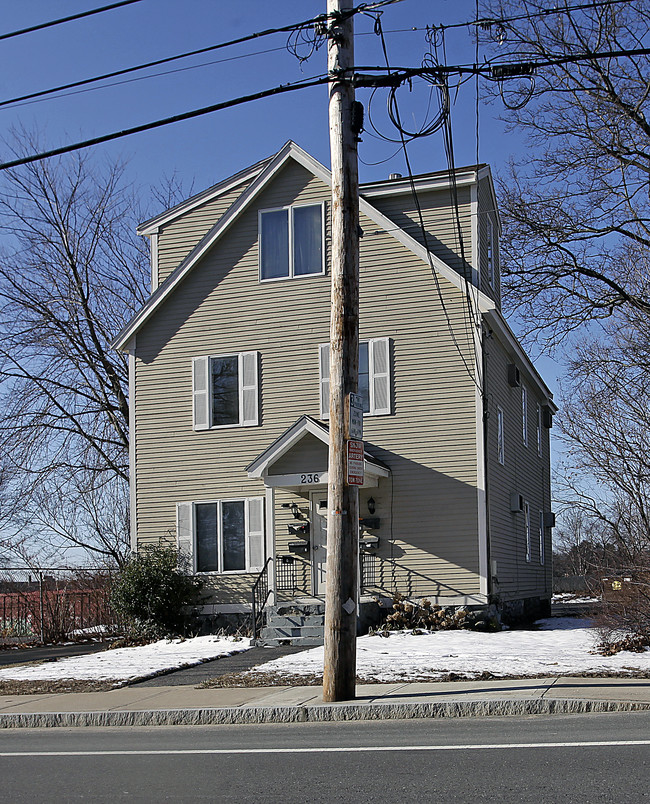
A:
[246,415,391,610]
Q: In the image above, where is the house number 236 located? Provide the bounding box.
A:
[300,473,320,484]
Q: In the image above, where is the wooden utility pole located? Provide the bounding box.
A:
[323,0,360,703]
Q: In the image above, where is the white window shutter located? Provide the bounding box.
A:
[319,343,330,419]
[176,502,195,573]
[370,338,391,415]
[240,351,259,427]
[246,497,265,572]
[192,356,210,430]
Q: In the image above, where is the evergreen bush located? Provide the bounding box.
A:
[111,545,203,639]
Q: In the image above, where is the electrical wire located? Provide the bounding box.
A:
[0,74,331,171]
[0,1,144,42]
[431,0,635,35]
[373,16,484,393]
[437,29,486,385]
[2,7,648,169]
[0,2,386,111]
[354,43,650,80]
[1,46,289,112]
[475,0,480,168]
[0,12,335,111]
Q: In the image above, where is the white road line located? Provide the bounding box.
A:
[1,740,650,757]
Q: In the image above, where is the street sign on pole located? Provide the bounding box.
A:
[347,439,364,486]
[347,392,363,440]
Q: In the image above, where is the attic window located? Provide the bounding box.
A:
[259,203,324,281]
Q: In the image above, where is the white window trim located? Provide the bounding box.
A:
[319,337,392,418]
[496,405,505,466]
[487,217,495,288]
[258,202,326,282]
[539,509,545,566]
[522,384,529,447]
[192,351,259,431]
[536,402,542,457]
[149,232,158,293]
[177,498,265,575]
[525,501,531,563]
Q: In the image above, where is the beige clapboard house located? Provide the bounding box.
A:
[114,141,555,630]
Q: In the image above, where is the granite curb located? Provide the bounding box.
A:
[1,697,649,729]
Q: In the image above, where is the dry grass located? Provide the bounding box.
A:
[198,668,650,689]
[0,679,120,695]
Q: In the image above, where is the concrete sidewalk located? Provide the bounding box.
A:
[1,676,650,728]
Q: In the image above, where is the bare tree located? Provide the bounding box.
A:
[475,3,650,624]
[0,130,151,566]
[479,0,650,346]
[556,300,650,569]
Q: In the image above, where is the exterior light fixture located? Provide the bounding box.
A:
[367,497,376,515]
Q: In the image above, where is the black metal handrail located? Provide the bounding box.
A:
[250,557,273,640]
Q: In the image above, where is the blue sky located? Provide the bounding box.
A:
[0,1,520,186]
[0,0,561,387]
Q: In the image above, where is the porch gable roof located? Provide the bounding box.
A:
[246,415,390,480]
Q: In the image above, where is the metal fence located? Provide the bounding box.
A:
[0,566,120,644]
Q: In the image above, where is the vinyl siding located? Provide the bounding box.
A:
[367,186,474,280]
[134,159,483,603]
[269,434,328,476]
[477,176,501,307]
[156,178,257,284]
[484,336,552,602]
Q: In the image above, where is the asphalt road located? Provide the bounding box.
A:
[1,711,649,802]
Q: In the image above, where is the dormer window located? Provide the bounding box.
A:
[259,203,325,281]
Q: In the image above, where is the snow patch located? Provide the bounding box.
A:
[251,618,650,681]
[0,635,252,681]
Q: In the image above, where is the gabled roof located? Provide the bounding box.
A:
[245,415,390,479]
[136,153,274,236]
[113,141,496,351]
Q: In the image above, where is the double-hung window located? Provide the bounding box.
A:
[177,498,265,574]
[319,338,391,418]
[496,406,505,465]
[521,384,529,447]
[192,352,259,430]
[259,203,325,280]
[539,510,545,565]
[524,501,532,563]
[536,403,542,456]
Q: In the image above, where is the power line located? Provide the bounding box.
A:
[372,15,483,391]
[1,46,289,112]
[0,75,330,171]
[433,0,635,33]
[0,0,144,42]
[2,35,648,171]
[353,45,650,83]
[0,1,392,111]
[0,16,323,110]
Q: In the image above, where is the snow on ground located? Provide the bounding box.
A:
[551,593,600,604]
[251,618,650,682]
[0,636,252,682]
[1,619,649,685]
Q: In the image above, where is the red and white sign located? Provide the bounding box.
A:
[347,439,364,486]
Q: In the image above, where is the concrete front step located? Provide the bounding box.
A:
[264,615,326,629]
[259,601,326,646]
[261,625,324,641]
[266,603,326,617]
[255,636,324,647]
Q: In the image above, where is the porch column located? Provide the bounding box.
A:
[265,486,276,605]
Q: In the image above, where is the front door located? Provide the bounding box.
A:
[310,492,328,596]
